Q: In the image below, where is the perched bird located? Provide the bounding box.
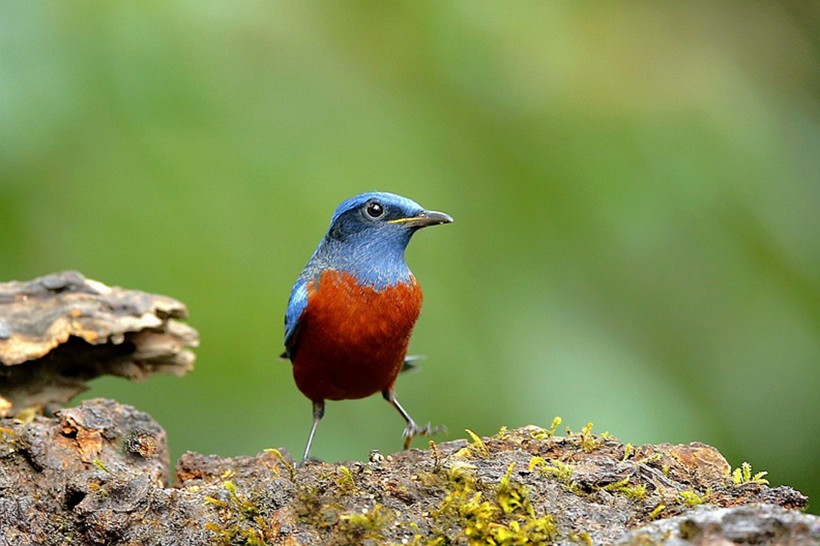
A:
[283,192,452,462]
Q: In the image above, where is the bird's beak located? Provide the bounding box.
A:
[388,210,454,228]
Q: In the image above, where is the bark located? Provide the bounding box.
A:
[0,271,198,416]
[0,273,816,545]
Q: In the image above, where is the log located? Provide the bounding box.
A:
[0,271,198,416]
[0,400,815,545]
[0,272,816,545]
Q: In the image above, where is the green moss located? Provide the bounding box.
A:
[263,448,294,480]
[621,443,634,462]
[549,416,563,435]
[497,425,511,440]
[647,503,666,519]
[569,531,594,545]
[204,480,271,546]
[579,423,599,453]
[732,461,769,485]
[91,458,112,474]
[337,504,393,543]
[529,416,563,440]
[454,429,490,458]
[677,490,704,506]
[426,461,558,544]
[603,477,647,501]
[335,465,357,493]
[528,456,582,497]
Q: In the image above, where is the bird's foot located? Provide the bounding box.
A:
[403,421,447,450]
[298,455,324,467]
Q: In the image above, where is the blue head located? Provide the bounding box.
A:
[305,192,453,289]
[284,192,452,358]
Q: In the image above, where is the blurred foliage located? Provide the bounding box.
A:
[1,2,818,511]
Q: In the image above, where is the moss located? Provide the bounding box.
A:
[579,422,599,453]
[336,504,393,544]
[292,482,345,531]
[91,458,112,474]
[429,439,443,469]
[294,480,394,545]
[569,531,594,545]
[621,443,634,462]
[426,460,558,544]
[263,448,294,480]
[497,426,511,441]
[529,416,563,440]
[204,480,272,546]
[677,490,704,506]
[732,461,769,486]
[528,456,581,497]
[335,465,357,493]
[528,457,574,486]
[454,429,490,459]
[603,477,648,501]
[647,503,666,520]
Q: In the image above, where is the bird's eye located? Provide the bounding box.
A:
[365,201,384,218]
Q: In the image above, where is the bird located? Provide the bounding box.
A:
[283,191,452,463]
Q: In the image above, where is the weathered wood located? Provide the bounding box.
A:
[0,272,815,545]
[0,400,814,545]
[0,271,198,416]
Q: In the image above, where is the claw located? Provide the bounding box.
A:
[384,389,445,450]
[402,421,446,449]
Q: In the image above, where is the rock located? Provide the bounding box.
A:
[616,504,820,545]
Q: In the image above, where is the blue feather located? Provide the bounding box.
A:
[283,279,308,359]
[309,192,423,289]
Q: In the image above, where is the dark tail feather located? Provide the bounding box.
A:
[401,354,426,373]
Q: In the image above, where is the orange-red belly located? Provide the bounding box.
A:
[292,270,423,402]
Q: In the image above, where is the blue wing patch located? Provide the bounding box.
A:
[283,279,309,360]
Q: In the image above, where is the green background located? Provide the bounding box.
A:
[2,2,818,511]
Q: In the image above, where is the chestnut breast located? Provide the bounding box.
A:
[292,270,423,401]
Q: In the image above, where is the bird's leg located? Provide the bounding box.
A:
[301,400,324,464]
[382,389,444,449]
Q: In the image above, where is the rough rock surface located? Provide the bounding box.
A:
[615,504,820,545]
[0,271,198,416]
[1,273,815,544]
[0,399,814,545]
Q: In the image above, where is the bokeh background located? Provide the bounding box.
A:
[1,2,818,510]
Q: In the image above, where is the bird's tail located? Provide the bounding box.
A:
[401,354,426,373]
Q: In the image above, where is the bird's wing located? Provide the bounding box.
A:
[283,279,309,360]
[401,354,426,373]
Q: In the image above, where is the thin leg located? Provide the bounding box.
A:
[302,400,324,463]
[382,389,444,450]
